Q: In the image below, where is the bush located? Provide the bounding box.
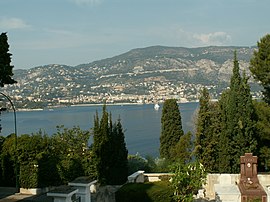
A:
[170,161,207,202]
[115,181,174,202]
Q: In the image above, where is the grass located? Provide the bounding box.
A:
[115,181,174,202]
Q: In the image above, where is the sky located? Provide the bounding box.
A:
[0,0,269,69]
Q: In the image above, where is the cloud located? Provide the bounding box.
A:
[0,17,30,30]
[193,32,232,46]
[145,25,232,47]
[70,0,102,6]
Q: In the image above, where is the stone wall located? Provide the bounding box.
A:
[204,174,270,200]
[127,171,270,201]
[204,174,240,199]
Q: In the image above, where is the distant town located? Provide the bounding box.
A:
[0,46,263,109]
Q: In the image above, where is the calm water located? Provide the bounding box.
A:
[0,102,199,157]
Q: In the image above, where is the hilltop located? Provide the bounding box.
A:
[2,45,261,108]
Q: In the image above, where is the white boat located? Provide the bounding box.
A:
[154,104,160,110]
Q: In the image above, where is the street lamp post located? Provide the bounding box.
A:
[0,92,19,193]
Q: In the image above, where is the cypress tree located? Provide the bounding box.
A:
[218,90,232,173]
[92,105,128,185]
[195,88,220,172]
[109,119,128,184]
[171,131,193,164]
[160,99,184,160]
[218,52,257,173]
[0,33,16,87]
[92,105,111,184]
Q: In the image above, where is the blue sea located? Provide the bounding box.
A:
[0,102,199,157]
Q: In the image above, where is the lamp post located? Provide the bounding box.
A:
[0,92,19,193]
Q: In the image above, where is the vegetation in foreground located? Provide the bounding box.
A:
[1,31,270,201]
[115,181,174,202]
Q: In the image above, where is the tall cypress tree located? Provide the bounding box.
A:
[0,33,16,87]
[109,119,128,184]
[195,88,220,172]
[230,72,257,172]
[160,99,184,160]
[218,52,257,173]
[218,90,232,173]
[92,105,128,185]
[92,105,111,184]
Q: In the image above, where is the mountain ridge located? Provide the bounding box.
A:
[4,45,261,108]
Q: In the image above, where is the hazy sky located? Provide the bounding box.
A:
[1,0,269,69]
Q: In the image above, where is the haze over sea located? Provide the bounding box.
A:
[0,102,199,157]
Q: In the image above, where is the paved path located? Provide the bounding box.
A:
[0,187,52,202]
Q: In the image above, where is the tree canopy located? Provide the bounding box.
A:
[195,88,220,172]
[0,33,16,87]
[160,99,184,160]
[92,104,128,185]
[250,34,270,104]
[194,52,259,173]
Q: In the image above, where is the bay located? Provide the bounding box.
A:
[0,102,199,157]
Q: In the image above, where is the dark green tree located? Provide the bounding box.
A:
[218,52,258,173]
[51,126,90,183]
[171,131,193,164]
[0,33,16,87]
[250,34,270,104]
[109,119,128,184]
[194,88,220,172]
[92,105,111,184]
[254,101,270,171]
[160,99,184,160]
[1,134,16,186]
[92,104,128,185]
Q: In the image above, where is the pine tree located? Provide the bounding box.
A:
[250,34,270,104]
[160,99,184,160]
[0,33,16,87]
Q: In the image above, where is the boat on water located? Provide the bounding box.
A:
[154,104,160,110]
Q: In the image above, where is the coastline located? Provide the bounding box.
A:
[15,100,199,112]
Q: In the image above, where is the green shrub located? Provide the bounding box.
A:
[115,181,174,202]
[170,161,207,202]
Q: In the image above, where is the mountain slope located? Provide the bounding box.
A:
[4,45,260,108]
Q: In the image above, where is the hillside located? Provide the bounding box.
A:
[2,45,261,108]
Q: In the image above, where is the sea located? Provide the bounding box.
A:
[0,102,199,157]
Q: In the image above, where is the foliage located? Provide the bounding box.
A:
[0,32,16,87]
[170,131,193,164]
[51,126,90,184]
[108,119,128,184]
[218,52,258,173]
[170,161,206,202]
[0,134,16,186]
[0,126,92,188]
[92,104,128,185]
[254,101,270,171]
[160,99,184,160]
[115,181,174,202]
[0,136,5,183]
[250,34,270,104]
[194,88,220,173]
[127,154,150,175]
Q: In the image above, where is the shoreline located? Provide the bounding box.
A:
[15,101,199,112]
